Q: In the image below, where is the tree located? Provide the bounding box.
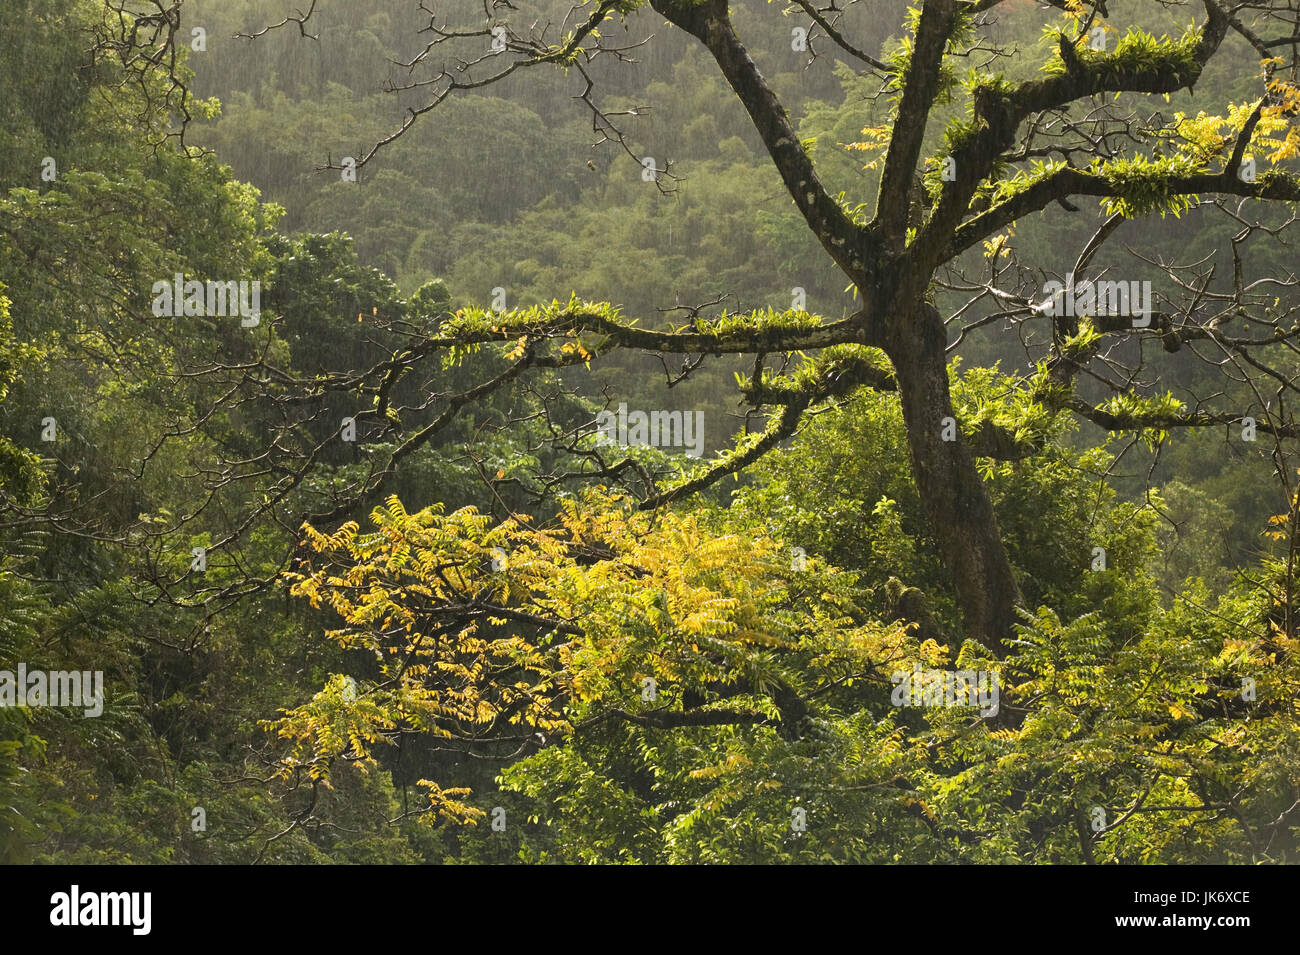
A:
[9,0,1300,862]
[216,0,1300,656]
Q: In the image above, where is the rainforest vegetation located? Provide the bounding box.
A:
[2,0,1300,864]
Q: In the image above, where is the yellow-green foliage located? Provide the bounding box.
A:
[274,489,910,825]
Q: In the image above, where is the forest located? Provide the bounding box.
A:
[2,0,1299,865]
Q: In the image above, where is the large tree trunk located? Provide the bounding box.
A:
[884,302,1022,656]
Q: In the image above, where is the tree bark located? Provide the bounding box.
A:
[883,302,1021,656]
[650,0,1023,655]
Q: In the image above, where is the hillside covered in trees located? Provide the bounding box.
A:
[2,0,1300,865]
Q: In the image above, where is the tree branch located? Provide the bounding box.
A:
[649,0,874,283]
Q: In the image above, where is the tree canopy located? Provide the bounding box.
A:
[2,0,1300,864]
